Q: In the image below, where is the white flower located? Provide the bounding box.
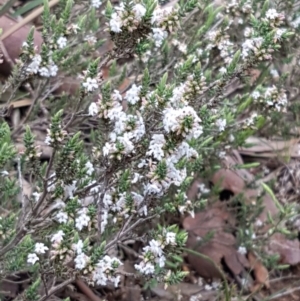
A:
[156,255,166,267]
[102,142,112,156]
[198,183,210,194]
[216,118,226,131]
[112,89,122,101]
[51,230,65,244]
[35,242,49,254]
[244,27,253,37]
[92,256,122,286]
[49,63,58,77]
[117,134,135,155]
[135,261,155,275]
[100,210,108,233]
[265,8,278,20]
[255,219,263,227]
[39,67,50,77]
[270,69,279,78]
[27,55,42,74]
[152,28,167,47]
[27,253,39,265]
[45,135,52,145]
[88,102,98,116]
[218,151,226,159]
[1,170,8,176]
[163,106,202,139]
[85,161,94,175]
[132,3,146,21]
[65,181,77,198]
[132,172,142,184]
[57,36,67,49]
[146,239,163,257]
[165,232,176,245]
[82,77,98,92]
[75,253,89,270]
[170,83,187,106]
[75,209,90,230]
[110,13,122,33]
[91,0,102,8]
[252,91,260,100]
[74,239,84,254]
[204,284,213,291]
[178,43,187,54]
[147,134,166,160]
[32,192,40,202]
[219,67,227,74]
[56,211,68,223]
[85,35,97,45]
[125,84,141,105]
[275,28,285,40]
[238,246,247,255]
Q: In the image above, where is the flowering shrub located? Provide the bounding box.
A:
[0,0,300,299]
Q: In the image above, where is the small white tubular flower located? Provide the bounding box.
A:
[110,12,122,33]
[216,118,226,132]
[125,84,141,105]
[147,239,163,257]
[147,134,166,160]
[117,134,135,155]
[65,181,77,199]
[265,8,278,20]
[132,3,146,21]
[244,27,253,37]
[35,243,49,254]
[92,256,123,286]
[170,83,187,106]
[56,211,68,224]
[75,253,90,270]
[27,253,39,265]
[135,261,155,275]
[51,230,65,244]
[165,232,176,245]
[32,192,40,202]
[27,55,42,74]
[57,36,67,48]
[85,161,94,175]
[88,102,98,116]
[163,106,202,139]
[112,89,122,101]
[82,77,98,92]
[1,170,9,176]
[252,91,260,100]
[171,141,198,163]
[152,28,167,47]
[131,115,146,142]
[91,0,102,8]
[39,67,50,77]
[75,208,90,231]
[74,239,84,254]
[49,63,58,77]
[219,67,227,74]
[238,246,247,255]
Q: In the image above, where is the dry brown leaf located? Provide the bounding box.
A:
[211,168,245,194]
[239,137,300,158]
[183,202,249,280]
[151,283,207,300]
[247,251,270,290]
[268,233,300,265]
